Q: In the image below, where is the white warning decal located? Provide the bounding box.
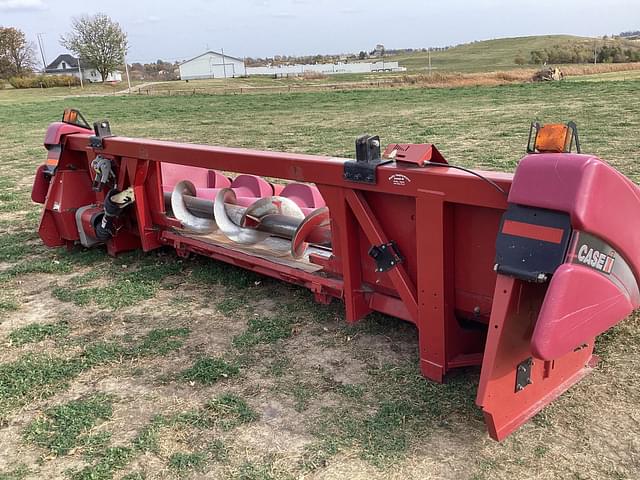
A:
[388,174,411,187]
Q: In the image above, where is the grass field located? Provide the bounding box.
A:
[385,35,638,72]
[565,69,640,82]
[1,78,639,480]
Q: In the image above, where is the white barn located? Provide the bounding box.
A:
[179,51,246,80]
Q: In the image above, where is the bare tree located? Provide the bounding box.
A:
[60,13,128,83]
[0,27,37,77]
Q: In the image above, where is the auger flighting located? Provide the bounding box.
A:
[165,173,331,257]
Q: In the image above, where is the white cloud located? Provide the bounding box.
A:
[270,12,296,18]
[0,0,45,11]
[132,15,162,25]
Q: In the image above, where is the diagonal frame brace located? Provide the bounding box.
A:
[344,190,419,322]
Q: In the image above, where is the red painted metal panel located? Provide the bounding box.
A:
[44,122,92,147]
[476,275,596,441]
[532,264,634,360]
[345,190,419,323]
[63,134,512,208]
[31,164,49,204]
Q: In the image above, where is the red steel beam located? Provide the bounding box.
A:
[64,134,512,208]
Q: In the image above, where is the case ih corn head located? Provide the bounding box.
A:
[32,110,640,441]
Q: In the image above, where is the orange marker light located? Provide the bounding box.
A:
[527,121,580,154]
[62,109,78,124]
[534,124,570,153]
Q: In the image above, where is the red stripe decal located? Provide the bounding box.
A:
[604,257,614,273]
[502,220,564,244]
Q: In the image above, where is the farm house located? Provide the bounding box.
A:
[44,54,122,82]
[178,51,246,80]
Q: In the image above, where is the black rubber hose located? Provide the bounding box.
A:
[94,189,126,241]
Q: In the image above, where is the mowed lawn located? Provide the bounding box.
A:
[0,80,639,480]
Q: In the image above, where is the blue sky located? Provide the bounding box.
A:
[1,0,638,65]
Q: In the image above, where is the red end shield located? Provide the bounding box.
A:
[532,264,634,360]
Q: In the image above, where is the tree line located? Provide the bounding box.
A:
[245,46,452,66]
[520,38,640,65]
[128,60,179,81]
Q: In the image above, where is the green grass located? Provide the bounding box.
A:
[217,296,247,315]
[24,393,114,456]
[9,321,69,346]
[565,69,640,82]
[0,232,39,262]
[304,362,479,468]
[131,327,190,356]
[0,298,19,313]
[267,357,291,378]
[120,473,145,480]
[0,328,190,416]
[233,463,272,480]
[71,446,134,480]
[182,357,240,385]
[0,257,73,281]
[51,255,185,309]
[207,439,229,463]
[130,395,256,460]
[168,451,208,474]
[335,384,364,399]
[189,258,261,289]
[131,415,166,453]
[0,355,85,416]
[233,316,296,349]
[205,394,259,431]
[290,381,315,413]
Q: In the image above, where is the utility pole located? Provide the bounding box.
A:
[36,33,47,70]
[428,48,432,75]
[594,38,598,64]
[124,53,132,91]
[77,56,84,88]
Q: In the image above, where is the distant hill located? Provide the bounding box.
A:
[384,35,636,72]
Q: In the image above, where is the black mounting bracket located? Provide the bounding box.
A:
[515,357,533,392]
[343,134,392,184]
[90,120,114,149]
[368,241,404,273]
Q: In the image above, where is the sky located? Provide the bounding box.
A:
[1,0,639,66]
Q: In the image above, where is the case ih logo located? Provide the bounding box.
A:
[388,174,411,186]
[577,244,615,274]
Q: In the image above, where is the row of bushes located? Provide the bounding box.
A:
[522,43,640,65]
[7,75,81,89]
